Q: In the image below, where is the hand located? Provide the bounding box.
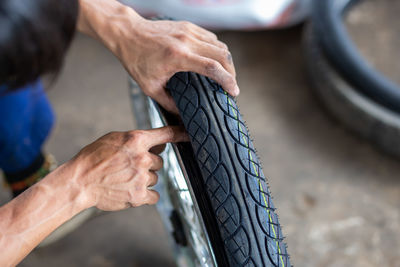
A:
[119,19,239,113]
[77,0,239,113]
[70,126,189,211]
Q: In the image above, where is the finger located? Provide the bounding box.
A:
[178,21,218,41]
[184,55,240,96]
[147,171,158,187]
[193,39,236,78]
[97,201,132,211]
[149,153,163,171]
[143,126,190,149]
[98,168,136,185]
[151,87,179,114]
[144,189,160,205]
[190,22,218,38]
[190,27,227,50]
[95,189,133,211]
[149,144,166,155]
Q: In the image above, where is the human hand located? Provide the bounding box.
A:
[120,18,239,113]
[77,0,239,113]
[70,126,189,211]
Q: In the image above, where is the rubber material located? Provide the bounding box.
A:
[312,0,400,113]
[167,72,290,267]
[304,24,400,158]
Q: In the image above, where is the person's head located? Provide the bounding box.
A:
[0,0,79,89]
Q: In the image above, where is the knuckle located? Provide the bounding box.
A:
[178,45,190,56]
[128,191,142,207]
[137,154,152,166]
[126,167,137,178]
[151,193,160,204]
[204,60,219,74]
[148,173,157,184]
[141,85,153,96]
[165,45,179,58]
[101,131,123,144]
[137,173,148,187]
[157,156,164,167]
[220,42,229,50]
[154,192,161,201]
[179,21,192,30]
[223,49,231,61]
[130,181,145,196]
[129,202,139,208]
[143,83,160,97]
[127,189,136,202]
[129,130,145,144]
[175,31,189,42]
[104,131,119,139]
[154,159,163,171]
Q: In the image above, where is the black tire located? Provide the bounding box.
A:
[304,24,400,158]
[167,72,290,267]
[312,0,400,113]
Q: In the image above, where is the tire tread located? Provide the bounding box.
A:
[168,72,290,267]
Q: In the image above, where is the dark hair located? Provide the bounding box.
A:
[0,0,79,89]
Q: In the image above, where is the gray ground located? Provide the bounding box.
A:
[1,1,399,266]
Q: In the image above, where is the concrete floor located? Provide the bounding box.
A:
[1,1,399,266]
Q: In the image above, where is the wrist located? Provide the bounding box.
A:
[78,0,144,57]
[44,160,94,213]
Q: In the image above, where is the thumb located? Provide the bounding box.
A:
[153,88,179,114]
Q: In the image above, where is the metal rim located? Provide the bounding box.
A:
[129,78,217,267]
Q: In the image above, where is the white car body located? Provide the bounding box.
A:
[121,0,310,30]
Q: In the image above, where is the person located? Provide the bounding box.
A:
[0,0,238,265]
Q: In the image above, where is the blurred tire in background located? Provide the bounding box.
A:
[305,0,400,158]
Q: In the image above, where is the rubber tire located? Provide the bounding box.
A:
[167,72,290,267]
[304,24,400,158]
[312,0,400,113]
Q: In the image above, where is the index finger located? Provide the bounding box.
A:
[184,55,240,96]
[143,126,190,149]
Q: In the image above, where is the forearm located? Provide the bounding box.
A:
[0,161,91,266]
[77,0,143,56]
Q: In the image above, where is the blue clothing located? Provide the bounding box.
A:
[0,80,54,173]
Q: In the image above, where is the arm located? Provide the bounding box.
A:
[0,126,188,266]
[77,0,239,113]
[0,162,89,267]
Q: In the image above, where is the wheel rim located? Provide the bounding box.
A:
[129,77,217,266]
